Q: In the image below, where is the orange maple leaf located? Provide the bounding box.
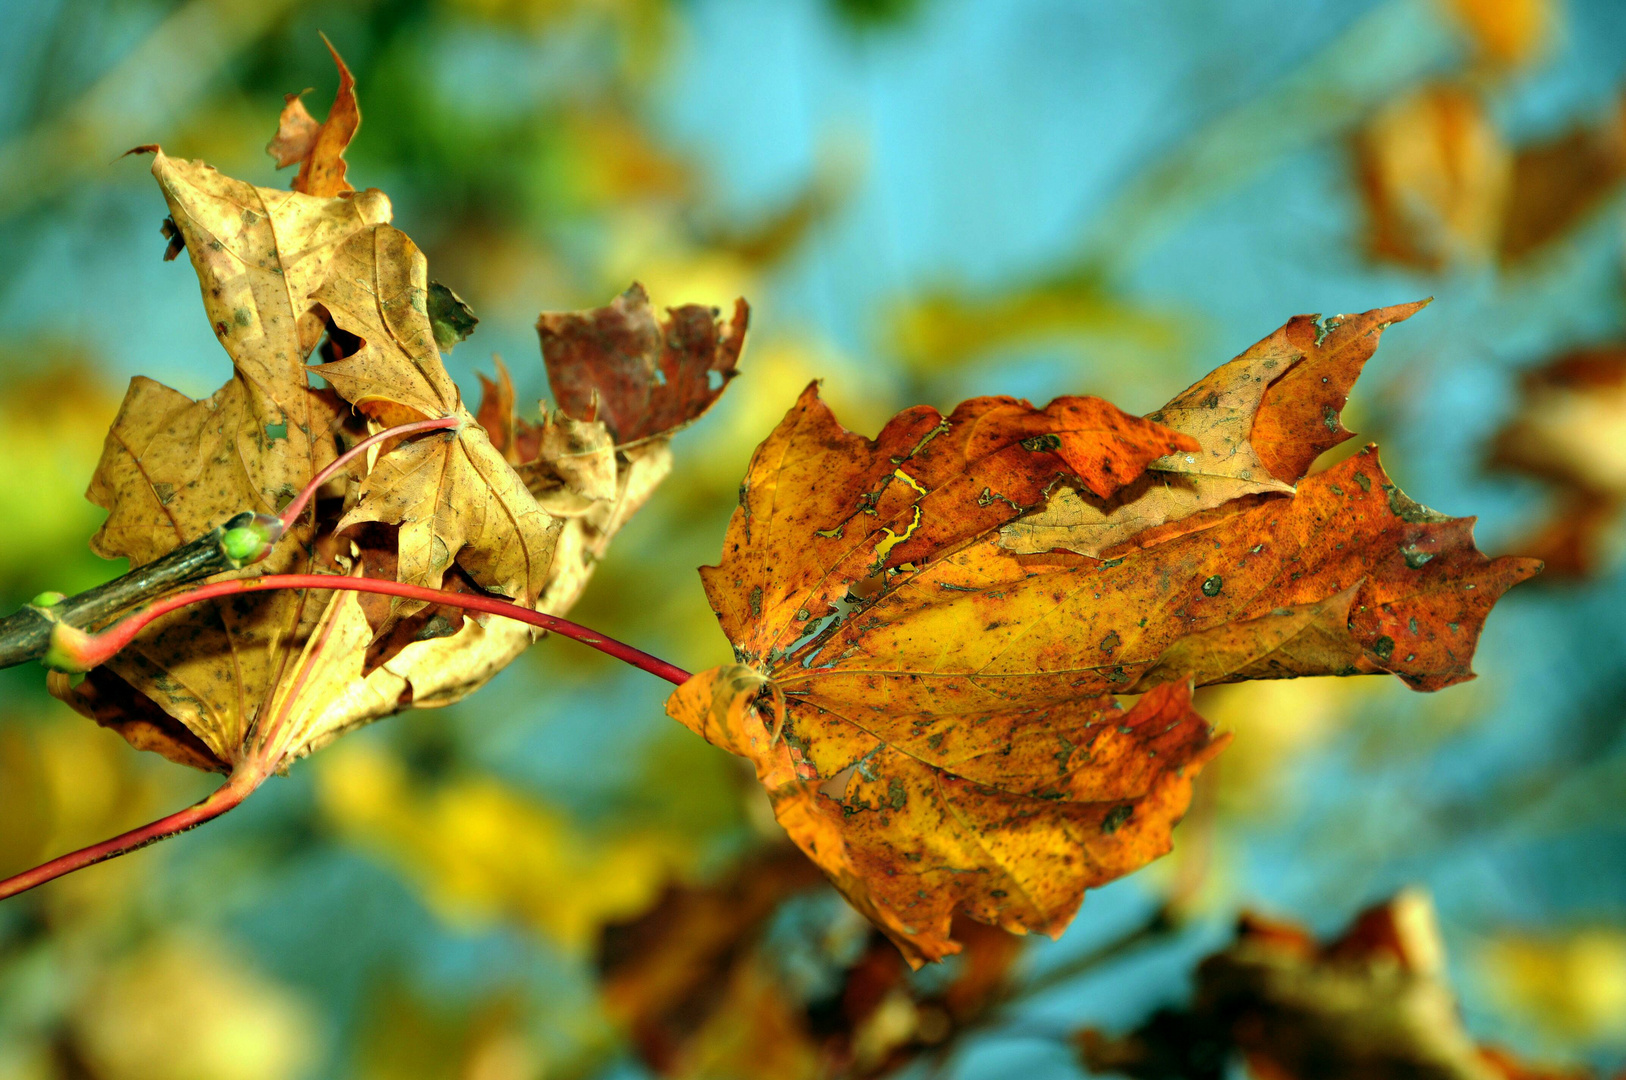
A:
[266,35,360,198]
[668,310,1537,965]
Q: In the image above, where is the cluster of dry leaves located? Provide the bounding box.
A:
[600,863,1606,1080]
[28,48,1538,1002]
[52,48,745,783]
[1081,889,1609,1080]
[599,841,1028,1080]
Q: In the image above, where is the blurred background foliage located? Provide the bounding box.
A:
[2,0,1626,1077]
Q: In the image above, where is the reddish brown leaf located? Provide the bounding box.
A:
[700,383,1196,661]
[538,283,748,444]
[266,35,360,198]
[1000,302,1425,558]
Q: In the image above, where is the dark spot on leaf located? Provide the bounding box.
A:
[415,615,458,641]
[1020,433,1062,453]
[1202,575,1223,597]
[1373,635,1395,661]
[1102,805,1133,833]
[1383,484,1450,524]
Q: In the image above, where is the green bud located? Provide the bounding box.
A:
[30,591,67,608]
[219,513,284,568]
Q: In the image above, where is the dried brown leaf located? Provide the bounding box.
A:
[266,36,360,198]
[538,283,748,444]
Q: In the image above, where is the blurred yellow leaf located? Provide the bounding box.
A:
[73,934,315,1080]
[1481,930,1626,1048]
[0,728,51,877]
[353,981,542,1080]
[1197,678,1362,815]
[0,358,120,592]
[887,274,1186,380]
[316,743,694,948]
[1357,83,1511,270]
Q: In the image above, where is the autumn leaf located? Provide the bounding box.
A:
[266,35,360,198]
[52,119,710,773]
[478,284,759,614]
[598,845,829,1077]
[538,282,748,445]
[1079,890,1595,1080]
[599,842,1026,1079]
[670,307,1534,964]
[52,148,388,769]
[1001,301,1425,557]
[664,386,1208,964]
[315,223,560,605]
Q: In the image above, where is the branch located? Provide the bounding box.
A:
[2,568,691,901]
[0,510,283,669]
[51,573,693,686]
[277,415,460,529]
[0,764,267,901]
[0,416,463,671]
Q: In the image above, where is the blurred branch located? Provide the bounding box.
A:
[1080,0,1456,274]
[0,0,301,220]
[923,905,1181,1079]
[886,0,1457,379]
